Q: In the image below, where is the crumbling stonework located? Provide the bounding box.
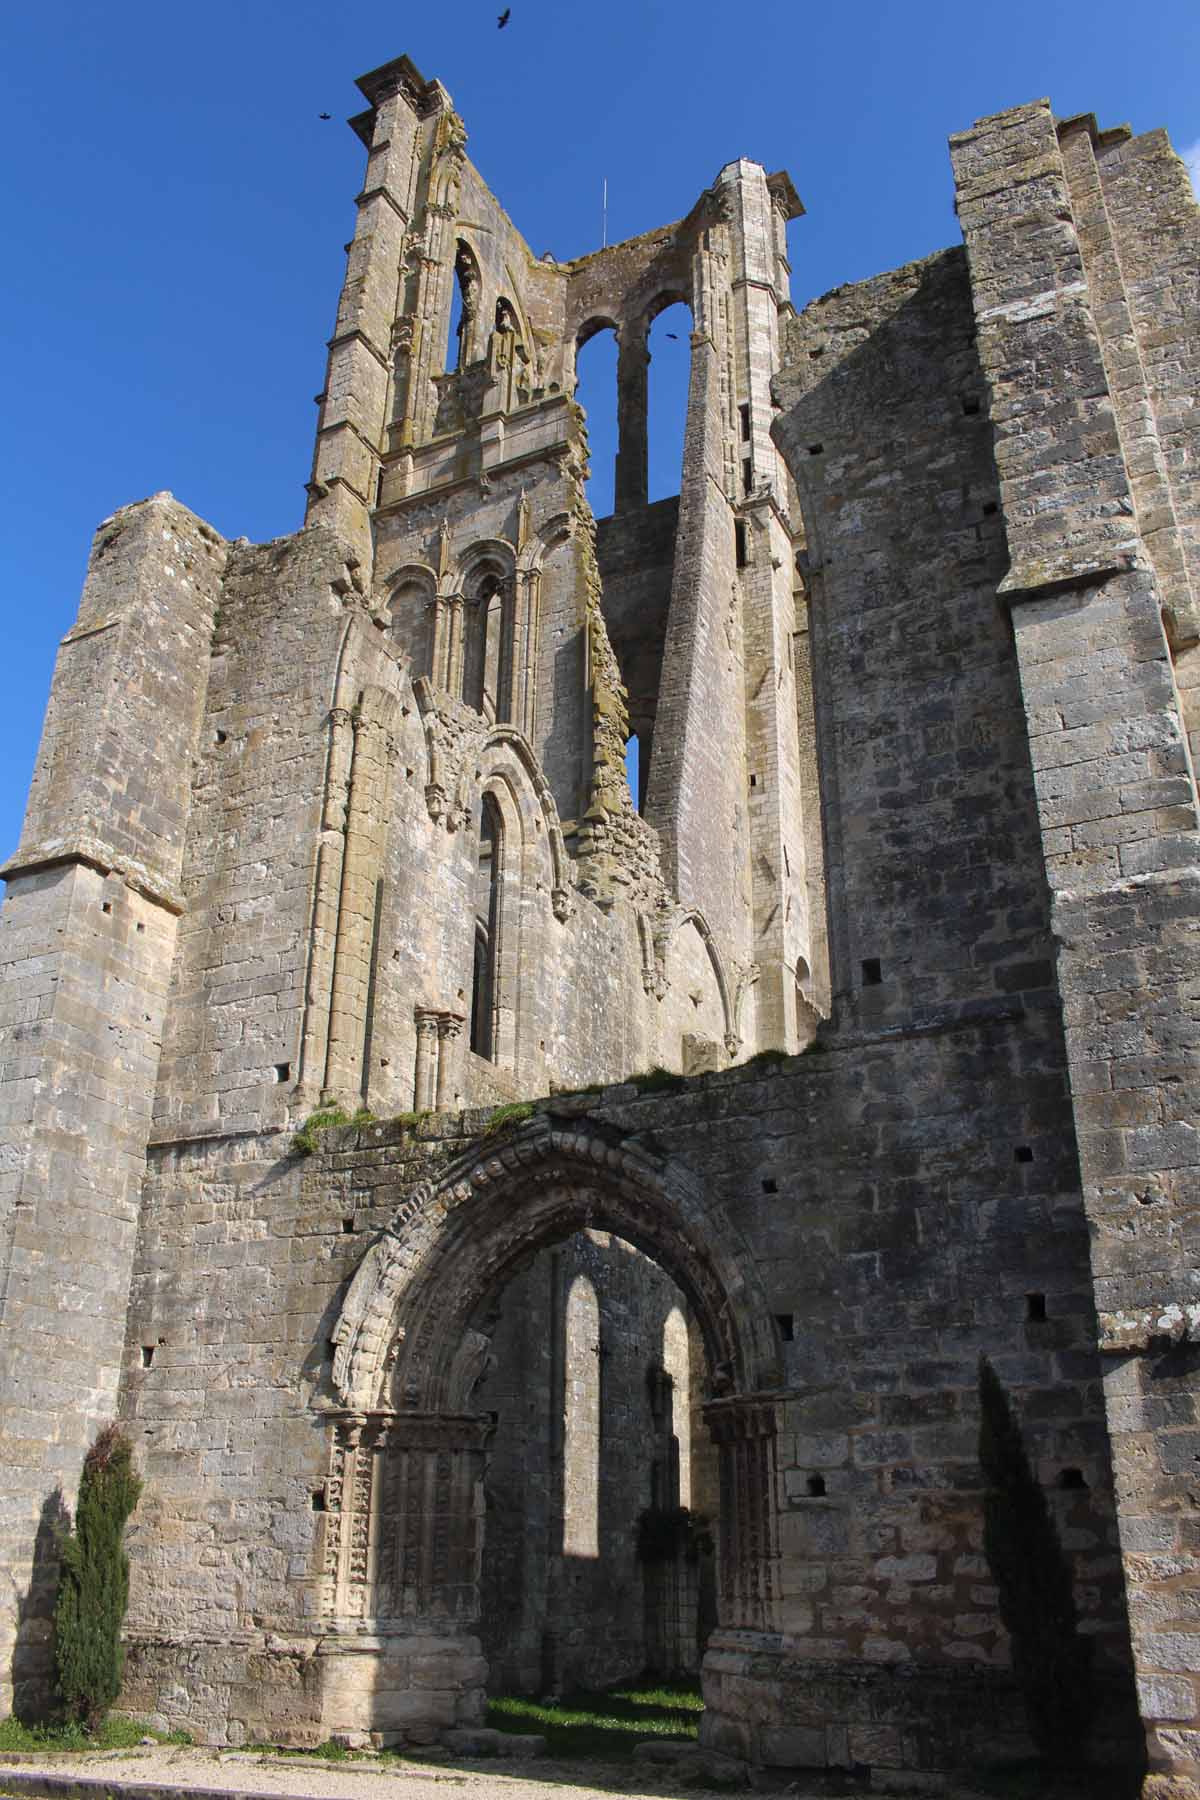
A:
[1,50,1198,1796]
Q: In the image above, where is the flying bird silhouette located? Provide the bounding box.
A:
[319,112,331,120]
[665,332,678,339]
[498,7,511,24]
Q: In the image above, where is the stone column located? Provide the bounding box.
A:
[513,569,541,740]
[413,1009,440,1111]
[435,1014,464,1112]
[323,690,398,1106]
[446,596,467,700]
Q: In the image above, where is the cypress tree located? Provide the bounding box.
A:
[978,1356,1094,1769]
[54,1423,143,1731]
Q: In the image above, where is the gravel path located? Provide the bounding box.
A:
[0,1744,999,1800]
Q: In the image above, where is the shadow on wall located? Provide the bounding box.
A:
[11,1486,69,1722]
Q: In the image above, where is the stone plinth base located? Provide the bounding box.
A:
[123,1630,487,1749]
[700,1633,1141,1782]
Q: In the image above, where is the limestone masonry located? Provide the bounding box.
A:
[1,54,1198,1795]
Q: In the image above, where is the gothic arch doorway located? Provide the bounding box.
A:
[317,1116,782,1742]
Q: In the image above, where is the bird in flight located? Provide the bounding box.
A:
[498,7,511,24]
[665,332,678,339]
[319,112,331,120]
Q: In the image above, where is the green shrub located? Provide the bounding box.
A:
[291,1106,374,1157]
[54,1425,143,1732]
[629,1066,682,1093]
[978,1357,1094,1769]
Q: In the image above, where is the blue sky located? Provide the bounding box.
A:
[1,0,1198,860]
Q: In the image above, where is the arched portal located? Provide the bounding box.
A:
[318,1118,782,1742]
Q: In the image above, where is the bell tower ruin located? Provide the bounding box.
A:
[2,51,1200,1799]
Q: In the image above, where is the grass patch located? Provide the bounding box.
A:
[276,1738,357,1762]
[291,1107,374,1157]
[628,1066,683,1094]
[382,1110,432,1133]
[0,1717,192,1752]
[486,1681,701,1760]
[484,1101,535,1135]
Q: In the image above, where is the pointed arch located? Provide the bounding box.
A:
[386,561,438,676]
[674,909,735,1048]
[330,1115,781,1417]
[481,723,572,920]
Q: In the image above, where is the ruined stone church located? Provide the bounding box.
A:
[1,49,1199,1795]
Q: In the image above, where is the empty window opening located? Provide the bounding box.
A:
[101,900,112,915]
[625,734,641,812]
[808,443,824,456]
[470,794,502,1062]
[375,467,385,509]
[775,1312,795,1342]
[447,241,481,372]
[135,921,145,934]
[662,1305,692,1509]
[861,957,882,986]
[1026,1292,1047,1322]
[739,403,751,442]
[342,1217,355,1235]
[648,299,692,503]
[464,570,507,722]
[140,1345,154,1369]
[750,772,759,789]
[214,728,227,745]
[311,1489,327,1512]
[962,396,981,417]
[742,458,753,495]
[735,519,748,568]
[563,1274,600,1556]
[806,1474,826,1497]
[1015,1145,1034,1163]
[274,1062,290,1084]
[762,1177,779,1194]
[574,321,619,517]
[982,500,998,517]
[1058,1467,1088,1490]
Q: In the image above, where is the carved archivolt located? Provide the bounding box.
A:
[329,1115,781,1415]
